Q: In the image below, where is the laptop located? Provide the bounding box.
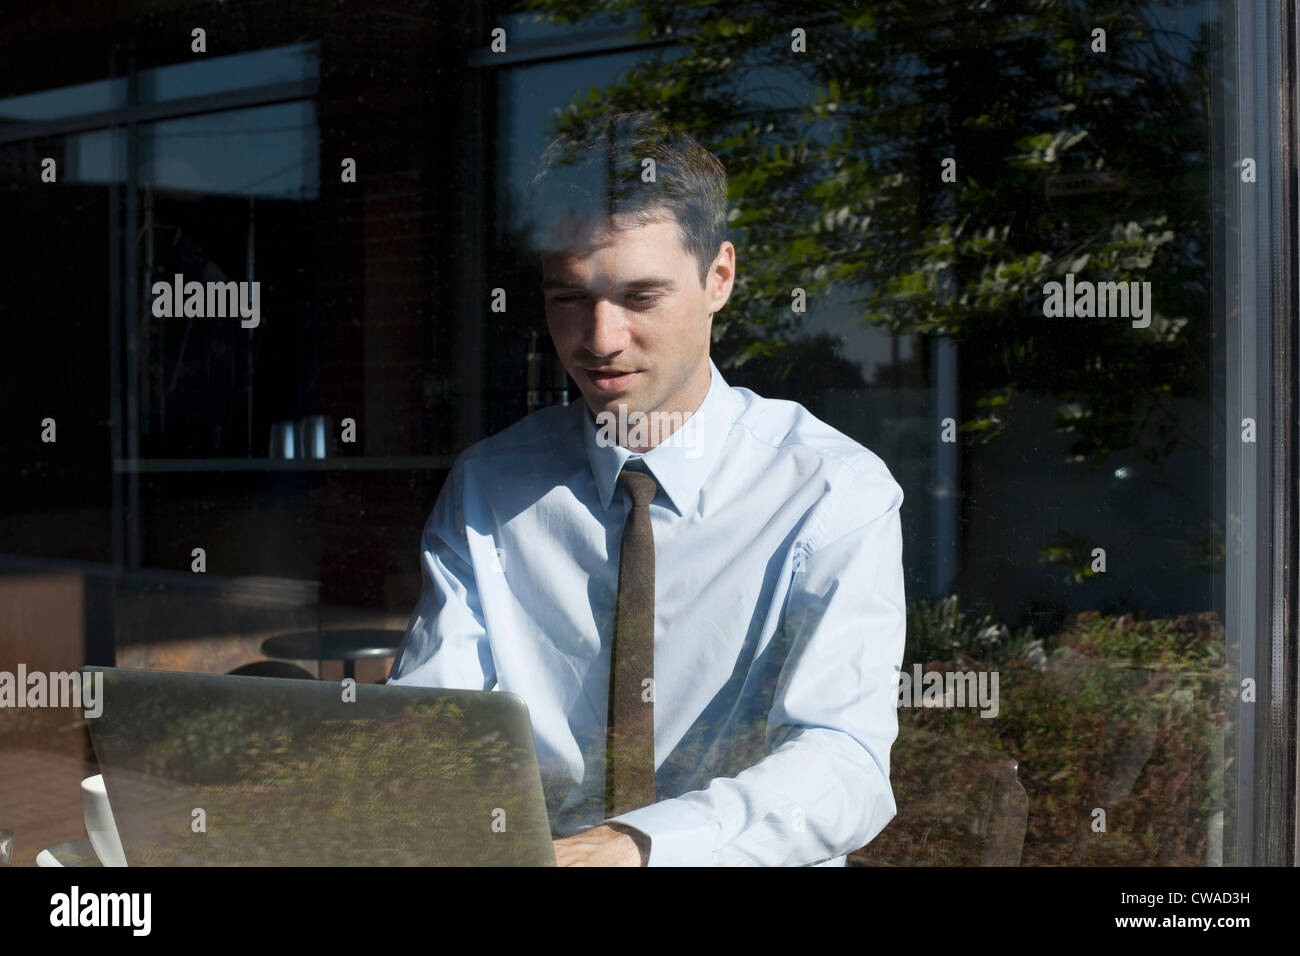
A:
[80,666,556,866]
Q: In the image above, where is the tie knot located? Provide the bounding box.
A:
[618,466,659,508]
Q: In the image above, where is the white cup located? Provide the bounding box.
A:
[81,774,126,867]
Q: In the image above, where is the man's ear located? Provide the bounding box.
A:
[705,241,736,312]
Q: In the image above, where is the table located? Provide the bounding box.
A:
[261,629,404,681]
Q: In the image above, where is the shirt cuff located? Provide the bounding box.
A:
[604,799,719,867]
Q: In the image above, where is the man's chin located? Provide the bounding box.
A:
[584,391,648,419]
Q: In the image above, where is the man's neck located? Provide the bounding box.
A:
[584,359,712,453]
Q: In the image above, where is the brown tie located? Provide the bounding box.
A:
[605,463,658,817]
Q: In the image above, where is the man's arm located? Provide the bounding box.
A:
[388,460,497,691]
[605,465,906,866]
[552,822,649,866]
[391,464,648,867]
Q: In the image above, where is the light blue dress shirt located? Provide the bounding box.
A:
[388,357,906,866]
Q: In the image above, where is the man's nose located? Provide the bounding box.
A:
[586,298,628,356]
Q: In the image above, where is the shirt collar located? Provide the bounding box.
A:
[582,357,738,516]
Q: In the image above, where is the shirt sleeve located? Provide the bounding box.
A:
[387,458,497,691]
[605,464,906,866]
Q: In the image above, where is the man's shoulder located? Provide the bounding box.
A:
[724,385,904,538]
[453,402,582,470]
[728,385,894,481]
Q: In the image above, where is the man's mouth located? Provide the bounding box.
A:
[584,368,640,392]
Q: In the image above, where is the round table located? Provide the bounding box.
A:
[261,629,404,681]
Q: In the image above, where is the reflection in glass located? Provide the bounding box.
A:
[87,668,554,866]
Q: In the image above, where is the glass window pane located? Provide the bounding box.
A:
[0,0,1291,872]
[139,42,320,103]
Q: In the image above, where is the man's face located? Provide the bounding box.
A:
[540,214,734,434]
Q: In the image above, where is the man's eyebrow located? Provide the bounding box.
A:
[624,277,676,290]
[539,276,678,291]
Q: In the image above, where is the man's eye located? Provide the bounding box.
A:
[549,293,657,305]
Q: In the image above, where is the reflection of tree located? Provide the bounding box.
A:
[514,0,1214,470]
[726,331,867,414]
[504,0,1224,866]
[115,699,551,865]
[857,599,1226,865]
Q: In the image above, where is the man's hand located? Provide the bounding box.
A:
[553,823,649,867]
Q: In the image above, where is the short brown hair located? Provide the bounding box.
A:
[528,111,728,286]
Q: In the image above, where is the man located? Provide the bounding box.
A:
[388,112,906,866]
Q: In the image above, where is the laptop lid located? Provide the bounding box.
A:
[81,666,556,866]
